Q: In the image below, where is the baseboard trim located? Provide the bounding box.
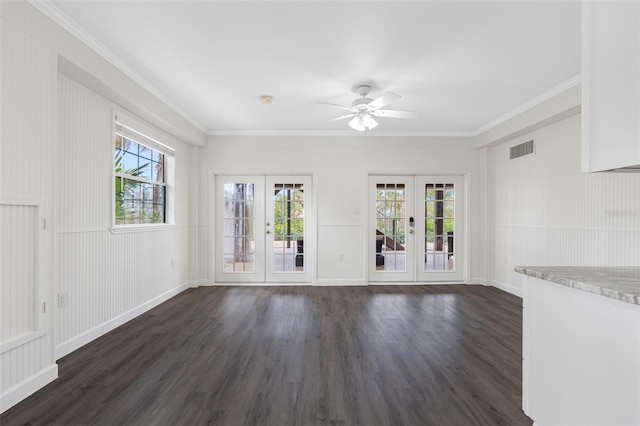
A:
[54,281,191,360]
[314,279,367,286]
[190,279,210,288]
[0,364,58,413]
[489,279,523,298]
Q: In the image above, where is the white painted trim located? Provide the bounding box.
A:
[28,0,207,134]
[209,282,311,286]
[110,224,178,234]
[0,330,46,354]
[314,279,367,286]
[488,279,523,298]
[0,364,58,413]
[54,281,191,360]
[208,130,474,137]
[190,279,211,288]
[473,74,582,136]
[469,277,523,297]
[367,281,466,286]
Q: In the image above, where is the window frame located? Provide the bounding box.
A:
[112,111,176,233]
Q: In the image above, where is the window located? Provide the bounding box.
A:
[114,119,173,225]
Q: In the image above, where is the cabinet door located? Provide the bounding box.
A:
[582,1,640,172]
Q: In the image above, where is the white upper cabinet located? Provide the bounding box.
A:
[582,1,640,172]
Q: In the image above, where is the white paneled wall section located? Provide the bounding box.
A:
[1,1,204,412]
[1,203,40,343]
[487,114,640,295]
[55,75,192,358]
[0,16,57,412]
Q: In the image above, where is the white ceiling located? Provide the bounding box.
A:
[48,1,581,136]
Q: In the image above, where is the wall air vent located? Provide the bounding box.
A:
[510,140,534,160]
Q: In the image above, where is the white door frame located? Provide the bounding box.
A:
[415,175,465,282]
[214,175,266,283]
[265,175,313,283]
[210,173,314,285]
[368,173,467,284]
[368,176,415,282]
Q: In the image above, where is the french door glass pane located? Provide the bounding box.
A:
[223,183,255,272]
[375,183,406,271]
[424,182,455,271]
[272,183,305,272]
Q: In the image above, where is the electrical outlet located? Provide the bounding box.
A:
[338,253,344,261]
[58,293,68,308]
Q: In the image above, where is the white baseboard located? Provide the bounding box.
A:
[0,364,58,413]
[314,279,367,286]
[469,277,523,297]
[190,279,210,287]
[54,281,191,360]
[489,279,523,298]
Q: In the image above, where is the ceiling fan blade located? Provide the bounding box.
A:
[371,109,417,119]
[318,102,353,112]
[322,113,356,123]
[366,92,401,110]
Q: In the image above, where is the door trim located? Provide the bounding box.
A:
[367,173,469,284]
[209,172,315,285]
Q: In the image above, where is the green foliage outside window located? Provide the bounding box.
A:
[114,135,165,225]
[273,189,304,239]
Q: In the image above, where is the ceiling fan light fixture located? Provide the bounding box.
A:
[349,112,378,131]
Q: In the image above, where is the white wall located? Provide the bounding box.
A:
[198,135,483,284]
[0,1,204,412]
[54,75,196,356]
[486,113,640,295]
[1,14,57,412]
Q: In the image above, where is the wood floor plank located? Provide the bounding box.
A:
[2,285,532,425]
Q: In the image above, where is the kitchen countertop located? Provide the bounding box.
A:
[515,266,640,306]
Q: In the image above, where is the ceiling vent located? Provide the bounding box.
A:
[510,140,534,160]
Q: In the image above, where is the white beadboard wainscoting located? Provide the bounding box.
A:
[486,114,640,294]
[55,71,195,357]
[0,11,57,412]
[1,1,204,412]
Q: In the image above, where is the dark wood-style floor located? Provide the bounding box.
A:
[2,285,532,425]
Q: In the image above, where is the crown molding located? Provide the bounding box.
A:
[473,74,581,136]
[28,0,208,135]
[207,130,474,138]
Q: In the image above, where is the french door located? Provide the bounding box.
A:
[215,175,312,283]
[369,175,464,282]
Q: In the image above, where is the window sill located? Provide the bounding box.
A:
[110,224,177,234]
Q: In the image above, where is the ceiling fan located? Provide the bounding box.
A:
[320,84,416,131]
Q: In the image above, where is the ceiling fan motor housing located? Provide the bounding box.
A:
[352,84,374,109]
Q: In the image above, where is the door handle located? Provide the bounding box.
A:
[266,230,272,234]
[266,222,271,227]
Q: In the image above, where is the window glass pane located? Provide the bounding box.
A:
[138,144,153,161]
[123,151,138,172]
[115,127,168,225]
[151,161,163,182]
[138,162,152,180]
[124,139,138,154]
